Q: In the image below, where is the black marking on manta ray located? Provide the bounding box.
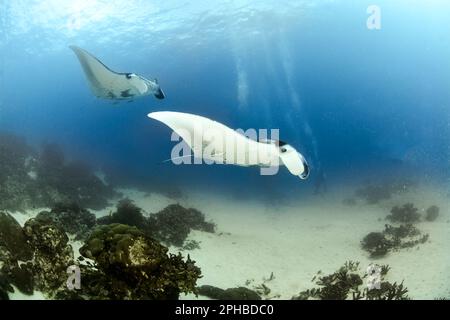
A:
[260,139,288,147]
[154,88,165,100]
[121,90,134,98]
[107,91,117,99]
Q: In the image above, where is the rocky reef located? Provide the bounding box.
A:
[1,132,210,300]
[360,231,392,258]
[75,224,201,300]
[360,202,439,258]
[35,202,97,241]
[0,133,117,211]
[292,261,409,300]
[23,215,75,294]
[425,205,440,222]
[0,274,13,300]
[387,203,421,223]
[146,204,216,247]
[0,211,74,298]
[361,224,429,258]
[98,200,216,247]
[0,133,37,211]
[0,210,203,300]
[197,285,261,300]
[97,198,147,229]
[0,211,34,295]
[354,179,416,204]
[35,143,119,210]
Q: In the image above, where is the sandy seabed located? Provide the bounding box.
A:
[9,184,450,300]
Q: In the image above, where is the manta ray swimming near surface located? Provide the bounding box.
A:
[70,45,165,101]
[148,111,310,179]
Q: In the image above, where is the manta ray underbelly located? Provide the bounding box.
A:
[189,121,279,166]
[70,46,165,100]
[148,111,310,179]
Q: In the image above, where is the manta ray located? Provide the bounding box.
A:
[70,46,165,101]
[148,111,310,179]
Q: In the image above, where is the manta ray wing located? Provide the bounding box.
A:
[148,111,204,159]
[70,46,151,100]
[148,112,272,166]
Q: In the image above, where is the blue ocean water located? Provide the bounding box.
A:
[0,0,449,198]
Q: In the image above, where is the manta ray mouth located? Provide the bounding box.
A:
[154,88,165,100]
[299,157,310,180]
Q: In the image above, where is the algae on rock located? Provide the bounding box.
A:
[78,224,202,300]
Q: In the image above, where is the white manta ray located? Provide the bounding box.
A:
[148,111,310,179]
[70,46,165,100]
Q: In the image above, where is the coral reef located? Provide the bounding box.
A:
[1,213,202,300]
[355,179,416,204]
[0,211,34,296]
[387,203,421,223]
[254,283,272,297]
[361,202,436,258]
[97,198,147,229]
[383,224,429,249]
[23,215,75,294]
[77,224,201,300]
[425,205,439,222]
[361,224,428,258]
[0,133,117,211]
[197,285,261,300]
[292,261,409,300]
[146,204,216,247]
[0,274,13,300]
[35,144,117,209]
[360,232,391,258]
[98,201,216,247]
[242,273,279,299]
[0,133,37,211]
[181,240,201,251]
[0,211,75,297]
[295,261,363,300]
[35,202,97,241]
[1,133,208,300]
[6,261,34,295]
[355,185,392,204]
[0,211,33,260]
